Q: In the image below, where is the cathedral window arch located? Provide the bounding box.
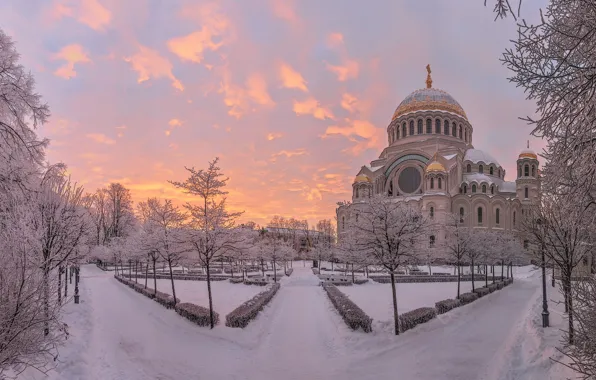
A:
[435,119,441,134]
[430,206,434,218]
[355,213,359,222]
[477,207,483,224]
[459,125,462,139]
[489,166,493,175]
[438,177,442,189]
[498,169,501,177]
[464,129,468,143]
[444,120,449,135]
[482,184,486,193]
[418,119,424,134]
[472,184,477,193]
[430,177,434,189]
[452,122,457,137]
[466,164,471,173]
[342,216,345,229]
[524,164,529,177]
[496,208,500,225]
[462,184,467,194]
[531,165,536,177]
[525,186,529,199]
[425,119,431,134]
[459,207,465,223]
[429,235,435,248]
[479,165,484,174]
[409,121,414,136]
[513,211,516,226]
[402,122,406,138]
[491,185,494,195]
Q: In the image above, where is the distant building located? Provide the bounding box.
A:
[265,227,333,252]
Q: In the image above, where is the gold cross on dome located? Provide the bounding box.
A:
[426,64,432,88]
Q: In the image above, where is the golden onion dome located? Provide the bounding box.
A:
[392,88,468,121]
[353,174,372,183]
[425,161,446,173]
[518,149,538,160]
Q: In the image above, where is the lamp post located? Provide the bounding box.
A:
[537,218,549,328]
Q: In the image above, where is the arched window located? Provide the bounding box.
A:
[409,121,414,136]
[513,211,516,226]
[489,167,493,175]
[459,125,462,139]
[452,122,457,137]
[342,216,345,229]
[438,177,442,189]
[459,207,465,223]
[479,165,484,174]
[531,165,536,177]
[430,177,434,189]
[430,207,434,218]
[518,166,522,178]
[426,119,431,134]
[472,184,477,193]
[356,213,359,222]
[496,208,500,225]
[403,123,408,137]
[525,186,529,199]
[523,240,529,249]
[477,207,483,224]
[524,164,529,177]
[498,169,501,178]
[429,235,435,248]
[464,129,468,143]
[355,188,359,198]
[467,164,471,173]
[491,185,494,195]
[444,120,449,135]
[463,184,467,194]
[435,119,441,134]
[418,119,423,134]
[482,184,486,193]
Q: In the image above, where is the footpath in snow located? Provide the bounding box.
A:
[19,264,572,380]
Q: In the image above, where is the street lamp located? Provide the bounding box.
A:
[537,218,549,328]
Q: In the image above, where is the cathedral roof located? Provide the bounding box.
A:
[518,148,538,160]
[392,88,467,121]
[464,149,501,167]
[353,174,372,184]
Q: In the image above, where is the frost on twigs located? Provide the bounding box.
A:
[175,303,219,327]
[225,283,280,328]
[322,283,372,333]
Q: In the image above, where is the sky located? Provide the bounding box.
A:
[0,0,548,228]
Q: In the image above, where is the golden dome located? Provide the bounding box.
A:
[518,149,538,160]
[425,161,446,173]
[392,88,467,121]
[353,174,372,183]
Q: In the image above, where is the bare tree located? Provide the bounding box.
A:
[442,213,473,299]
[351,196,429,335]
[169,158,244,328]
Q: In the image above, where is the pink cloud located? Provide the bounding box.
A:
[278,62,308,92]
[293,97,334,120]
[124,45,184,91]
[51,0,111,31]
[52,44,91,79]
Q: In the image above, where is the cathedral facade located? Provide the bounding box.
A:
[336,67,540,246]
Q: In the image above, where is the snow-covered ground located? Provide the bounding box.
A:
[17,262,575,380]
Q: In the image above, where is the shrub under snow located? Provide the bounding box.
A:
[473,287,490,297]
[488,283,498,293]
[353,278,368,285]
[459,292,479,305]
[435,298,461,314]
[398,307,437,333]
[154,290,180,309]
[496,281,504,290]
[229,277,244,284]
[285,268,294,276]
[225,283,280,328]
[322,283,372,333]
[175,303,219,327]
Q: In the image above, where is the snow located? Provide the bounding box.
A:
[464,148,501,166]
[151,278,264,317]
[442,153,457,160]
[17,263,572,380]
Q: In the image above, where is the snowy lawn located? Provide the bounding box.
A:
[151,278,265,317]
[342,280,494,324]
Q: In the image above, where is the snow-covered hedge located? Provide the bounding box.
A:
[496,281,504,290]
[433,272,450,276]
[175,303,219,327]
[504,278,513,286]
[435,298,461,314]
[473,287,490,297]
[244,278,269,286]
[398,307,437,333]
[372,275,486,283]
[312,268,320,275]
[322,283,372,333]
[353,278,368,285]
[409,271,430,276]
[229,277,245,284]
[123,273,229,281]
[488,283,498,293]
[324,281,353,286]
[154,291,180,309]
[225,283,280,328]
[285,268,294,276]
[459,292,479,305]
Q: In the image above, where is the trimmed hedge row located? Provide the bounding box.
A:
[459,292,479,305]
[123,273,229,282]
[225,283,281,328]
[229,277,245,284]
[371,275,486,283]
[473,287,490,297]
[312,268,320,275]
[353,278,368,285]
[244,278,269,286]
[488,283,498,292]
[286,268,294,276]
[322,283,372,333]
[175,303,219,327]
[435,298,461,314]
[399,307,437,333]
[114,275,179,307]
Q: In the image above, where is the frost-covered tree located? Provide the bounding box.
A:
[351,196,429,335]
[170,158,244,328]
[442,213,474,298]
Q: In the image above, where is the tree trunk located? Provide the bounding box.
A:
[390,271,400,335]
[273,259,277,283]
[492,265,495,283]
[454,265,456,275]
[365,266,369,278]
[471,258,475,292]
[331,261,334,272]
[552,264,555,287]
[501,261,504,281]
[64,266,68,299]
[485,264,488,287]
[134,261,138,283]
[206,262,215,329]
[428,263,432,275]
[58,267,62,305]
[457,263,461,299]
[261,259,265,276]
[43,263,49,336]
[351,263,355,283]
[153,258,157,295]
[144,261,148,289]
[566,276,574,344]
[230,258,235,278]
[168,259,177,306]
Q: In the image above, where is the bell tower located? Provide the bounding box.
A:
[515,142,540,205]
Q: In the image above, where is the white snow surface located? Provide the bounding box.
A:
[18,263,573,380]
[464,148,501,166]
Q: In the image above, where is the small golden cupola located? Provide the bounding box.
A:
[353,174,372,183]
[425,153,446,173]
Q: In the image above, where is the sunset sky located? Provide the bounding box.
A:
[1,0,548,227]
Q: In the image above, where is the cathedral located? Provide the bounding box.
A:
[336,66,541,245]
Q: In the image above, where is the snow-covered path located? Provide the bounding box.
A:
[23,264,570,380]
